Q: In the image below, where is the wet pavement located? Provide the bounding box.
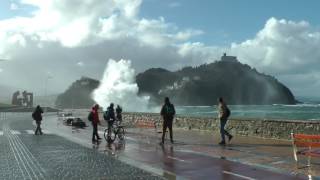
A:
[0,112,162,180]
[1,111,319,179]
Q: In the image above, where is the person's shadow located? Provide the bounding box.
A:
[92,140,101,150]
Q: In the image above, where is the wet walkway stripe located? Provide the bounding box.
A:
[8,126,46,179]
[5,126,30,179]
[223,171,256,180]
[4,123,46,180]
[167,155,191,163]
[11,130,21,135]
[0,130,52,135]
[10,129,46,178]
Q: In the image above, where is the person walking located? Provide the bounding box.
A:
[160,97,175,145]
[32,105,44,135]
[90,104,102,142]
[218,97,233,145]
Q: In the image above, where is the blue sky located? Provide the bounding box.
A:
[140,0,320,45]
[0,0,320,97]
[1,0,319,45]
[0,0,35,19]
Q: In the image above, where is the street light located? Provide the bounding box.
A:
[44,73,53,110]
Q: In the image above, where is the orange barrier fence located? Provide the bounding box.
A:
[135,119,156,129]
[291,133,320,168]
[293,134,320,140]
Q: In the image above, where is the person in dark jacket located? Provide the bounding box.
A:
[105,103,116,138]
[116,105,122,123]
[91,104,101,142]
[160,97,175,145]
[32,105,44,135]
[217,97,233,145]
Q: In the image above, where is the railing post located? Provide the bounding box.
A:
[291,133,298,166]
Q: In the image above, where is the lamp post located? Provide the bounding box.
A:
[44,73,53,110]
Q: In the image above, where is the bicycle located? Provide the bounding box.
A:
[104,120,125,143]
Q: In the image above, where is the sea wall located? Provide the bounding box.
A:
[123,112,320,140]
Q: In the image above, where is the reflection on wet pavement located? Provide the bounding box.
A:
[41,113,318,180]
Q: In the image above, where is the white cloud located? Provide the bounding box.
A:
[225,17,320,96]
[230,17,320,75]
[0,0,320,98]
[10,3,19,10]
[0,0,203,95]
[172,17,320,97]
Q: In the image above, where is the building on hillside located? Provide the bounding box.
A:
[221,53,238,62]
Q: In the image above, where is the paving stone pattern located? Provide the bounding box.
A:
[0,113,164,180]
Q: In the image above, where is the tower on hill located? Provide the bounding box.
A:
[221,53,238,62]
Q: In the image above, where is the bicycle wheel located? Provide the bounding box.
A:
[117,127,125,140]
[103,129,108,141]
[110,128,117,142]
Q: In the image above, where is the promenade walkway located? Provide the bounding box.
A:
[1,111,319,179]
[45,111,319,179]
[126,128,320,179]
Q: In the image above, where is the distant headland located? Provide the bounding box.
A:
[55,54,296,108]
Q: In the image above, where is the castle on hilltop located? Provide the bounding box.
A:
[221,53,238,62]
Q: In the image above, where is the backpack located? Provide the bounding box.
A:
[88,112,93,122]
[32,112,36,120]
[103,110,110,121]
[164,104,175,116]
[225,107,231,118]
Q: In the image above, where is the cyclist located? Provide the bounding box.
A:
[116,105,123,124]
[104,103,116,140]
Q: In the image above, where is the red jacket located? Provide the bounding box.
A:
[92,109,100,125]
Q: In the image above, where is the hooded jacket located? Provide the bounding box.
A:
[91,108,100,125]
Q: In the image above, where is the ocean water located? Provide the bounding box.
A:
[175,104,320,120]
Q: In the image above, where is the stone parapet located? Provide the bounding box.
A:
[122,112,320,140]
